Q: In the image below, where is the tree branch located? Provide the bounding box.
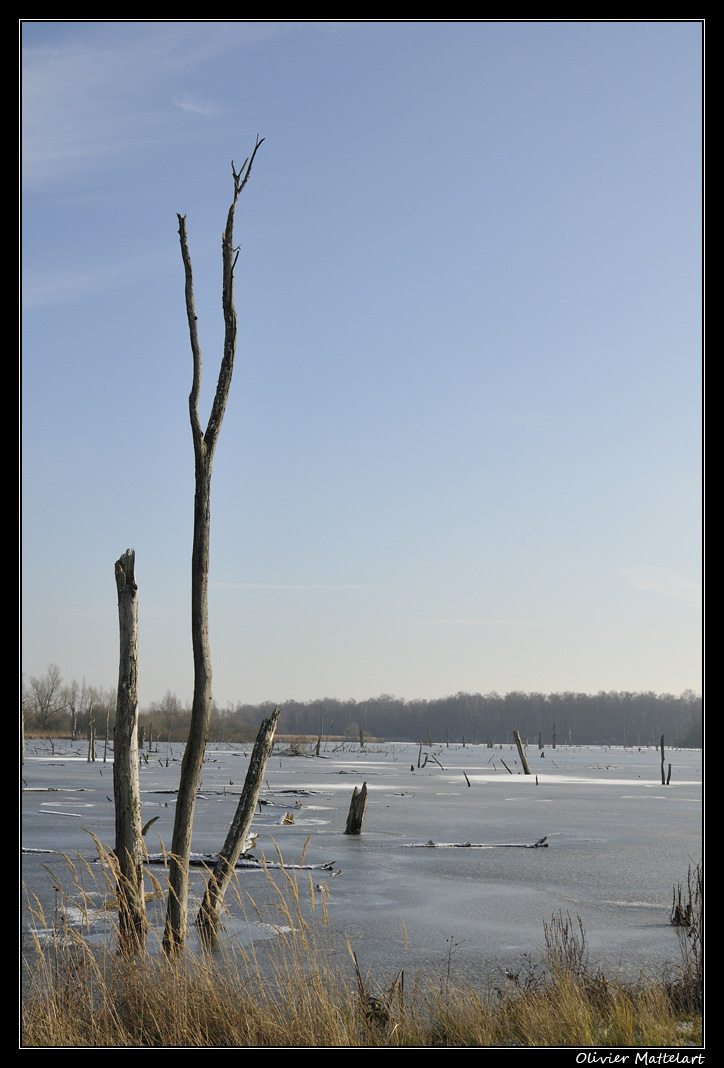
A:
[178,214,204,450]
[206,136,264,453]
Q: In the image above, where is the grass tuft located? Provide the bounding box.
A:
[22,852,703,1047]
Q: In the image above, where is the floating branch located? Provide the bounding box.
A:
[146,852,334,871]
[409,837,549,849]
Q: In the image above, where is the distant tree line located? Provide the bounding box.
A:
[227,689,702,748]
[22,665,702,748]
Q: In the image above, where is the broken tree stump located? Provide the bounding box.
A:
[660,734,668,786]
[344,782,368,835]
[513,730,532,774]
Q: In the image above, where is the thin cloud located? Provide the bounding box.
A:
[173,93,216,116]
[22,250,170,308]
[417,618,522,626]
[21,22,323,189]
[214,582,385,590]
[621,567,702,607]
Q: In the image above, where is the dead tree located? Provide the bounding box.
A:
[513,729,532,774]
[345,782,368,835]
[113,549,146,952]
[163,138,264,955]
[197,706,279,934]
[660,734,667,786]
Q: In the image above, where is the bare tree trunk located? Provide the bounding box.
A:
[345,782,368,835]
[113,549,146,953]
[513,729,532,774]
[197,706,279,934]
[163,138,264,955]
[103,703,111,762]
[660,734,667,785]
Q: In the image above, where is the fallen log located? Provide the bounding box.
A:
[409,836,549,849]
[145,851,335,871]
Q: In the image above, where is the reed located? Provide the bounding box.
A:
[22,848,703,1048]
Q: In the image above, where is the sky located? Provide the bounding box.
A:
[21,20,703,709]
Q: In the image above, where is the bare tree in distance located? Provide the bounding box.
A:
[26,663,66,732]
[163,137,264,954]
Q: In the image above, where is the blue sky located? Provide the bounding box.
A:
[21,20,702,708]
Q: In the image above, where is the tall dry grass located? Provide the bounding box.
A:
[21,848,703,1048]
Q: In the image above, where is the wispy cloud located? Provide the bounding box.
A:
[173,93,216,116]
[22,250,170,308]
[214,582,385,590]
[416,618,521,626]
[21,22,318,189]
[621,567,702,607]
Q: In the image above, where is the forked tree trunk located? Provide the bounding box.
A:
[197,706,279,934]
[113,549,146,952]
[163,138,264,954]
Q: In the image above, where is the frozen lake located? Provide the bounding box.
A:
[21,738,702,986]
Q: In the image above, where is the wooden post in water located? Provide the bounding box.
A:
[345,782,368,835]
[513,730,532,774]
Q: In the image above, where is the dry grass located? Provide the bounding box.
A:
[21,851,703,1048]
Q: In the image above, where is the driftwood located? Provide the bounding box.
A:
[146,852,334,871]
[409,836,548,849]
